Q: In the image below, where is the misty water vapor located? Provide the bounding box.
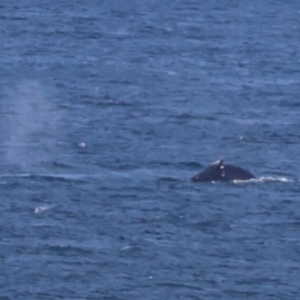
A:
[3,80,61,170]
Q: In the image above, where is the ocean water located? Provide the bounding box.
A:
[1,1,300,299]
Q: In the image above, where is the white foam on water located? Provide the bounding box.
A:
[34,206,49,214]
[233,176,293,184]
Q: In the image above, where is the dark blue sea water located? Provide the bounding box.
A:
[1,1,300,299]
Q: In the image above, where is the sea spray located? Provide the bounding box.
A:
[3,80,61,170]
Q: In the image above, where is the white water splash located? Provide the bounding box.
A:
[34,206,49,214]
[256,176,292,183]
[233,176,293,184]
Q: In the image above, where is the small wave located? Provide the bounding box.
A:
[120,245,133,251]
[158,177,181,182]
[29,174,83,182]
[44,244,94,255]
[52,161,75,169]
[0,173,92,183]
[179,161,204,168]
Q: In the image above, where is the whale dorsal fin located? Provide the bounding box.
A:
[212,160,224,167]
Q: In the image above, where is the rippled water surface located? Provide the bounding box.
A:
[1,1,300,299]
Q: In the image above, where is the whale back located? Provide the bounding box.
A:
[191,160,255,182]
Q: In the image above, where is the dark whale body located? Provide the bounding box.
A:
[191,160,255,182]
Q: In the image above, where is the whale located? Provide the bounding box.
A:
[191,160,255,182]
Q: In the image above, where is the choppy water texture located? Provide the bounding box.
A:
[1,1,300,299]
